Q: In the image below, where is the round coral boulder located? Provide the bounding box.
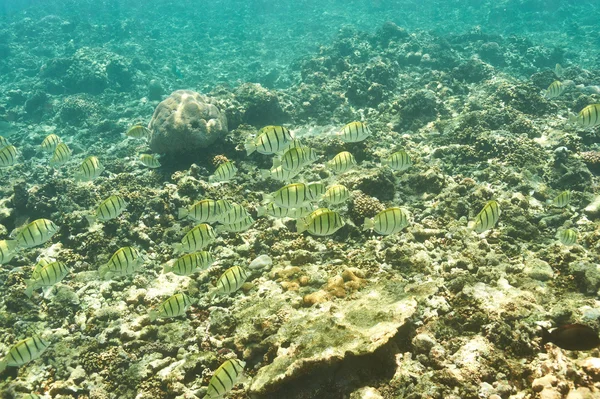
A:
[149,90,228,154]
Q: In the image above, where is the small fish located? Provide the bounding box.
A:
[139,154,161,168]
[25,261,69,298]
[296,208,344,236]
[259,165,301,182]
[263,183,311,209]
[569,104,600,128]
[163,251,215,276]
[215,215,255,233]
[0,239,18,265]
[126,124,151,139]
[245,125,294,155]
[545,81,565,99]
[173,223,216,254]
[215,203,250,225]
[75,156,104,182]
[49,142,71,167]
[336,121,371,143]
[257,203,314,219]
[306,182,326,202]
[542,324,600,351]
[171,64,183,79]
[383,150,412,171]
[40,134,60,152]
[87,195,128,226]
[203,358,246,399]
[278,146,318,172]
[278,138,304,154]
[149,292,193,321]
[209,161,237,183]
[551,191,571,208]
[0,145,18,167]
[0,335,51,373]
[0,135,9,147]
[212,266,250,296]
[99,247,145,279]
[472,200,500,233]
[322,184,351,205]
[178,199,232,223]
[363,207,409,235]
[15,219,59,249]
[30,258,52,280]
[554,63,563,77]
[557,229,577,246]
[327,151,356,174]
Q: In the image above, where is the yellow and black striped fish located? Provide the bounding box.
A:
[216,203,250,225]
[363,207,409,235]
[99,247,144,279]
[257,203,313,219]
[209,161,237,183]
[336,121,371,143]
[215,215,255,233]
[0,335,50,373]
[87,195,128,225]
[279,146,318,172]
[174,223,216,254]
[472,200,500,233]
[49,142,71,167]
[557,229,577,246]
[149,292,194,321]
[306,182,326,201]
[178,199,232,223]
[383,150,412,171]
[204,358,246,399]
[75,156,104,182]
[296,208,344,236]
[126,124,151,139]
[40,134,60,152]
[15,219,59,249]
[25,261,69,297]
[139,154,161,168]
[0,135,9,147]
[570,104,600,128]
[551,191,571,208]
[0,239,18,265]
[327,151,356,173]
[213,266,250,296]
[322,184,351,205]
[279,138,304,154]
[30,258,52,280]
[545,81,565,99]
[264,183,311,209]
[0,145,18,167]
[163,251,215,276]
[245,125,294,155]
[259,165,301,182]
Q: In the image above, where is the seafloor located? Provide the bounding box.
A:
[1,1,600,399]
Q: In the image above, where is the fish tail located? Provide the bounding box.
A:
[98,264,109,279]
[362,217,374,231]
[259,169,271,180]
[177,208,188,220]
[0,359,6,373]
[244,141,256,156]
[296,219,307,234]
[24,280,34,298]
[85,215,96,227]
[541,327,552,346]
[163,261,173,274]
[261,193,274,204]
[256,205,266,217]
[172,243,182,255]
[4,239,18,254]
[148,310,159,322]
[568,113,578,124]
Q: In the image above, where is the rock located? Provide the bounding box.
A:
[149,90,228,154]
[148,79,164,101]
[566,387,597,399]
[580,357,600,381]
[524,258,554,281]
[584,195,600,219]
[532,374,557,392]
[412,333,437,353]
[349,386,384,399]
[249,254,273,270]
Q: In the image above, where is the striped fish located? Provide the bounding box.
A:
[139,154,161,168]
[126,124,151,139]
[327,151,356,174]
[257,203,314,219]
[336,121,371,143]
[323,184,351,205]
[216,203,250,225]
[0,239,18,265]
[49,142,71,167]
[570,104,600,128]
[279,138,304,154]
[545,81,565,99]
[279,146,318,172]
[264,183,311,209]
[209,161,237,183]
[88,195,128,225]
[0,335,50,373]
[245,125,294,155]
[40,134,60,152]
[0,135,9,147]
[383,150,412,171]
[472,200,500,233]
[296,208,344,236]
[149,292,193,321]
[0,145,18,167]
[551,191,571,208]
[363,207,409,235]
[75,156,104,182]
[31,258,52,280]
[25,261,69,297]
[213,266,250,296]
[204,358,246,399]
[557,229,577,246]
[174,223,216,254]
[259,165,301,182]
[178,199,232,223]
[163,251,215,276]
[15,219,59,249]
[215,215,255,233]
[99,247,145,279]
[306,182,326,202]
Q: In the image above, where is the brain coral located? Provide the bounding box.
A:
[149,90,228,154]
